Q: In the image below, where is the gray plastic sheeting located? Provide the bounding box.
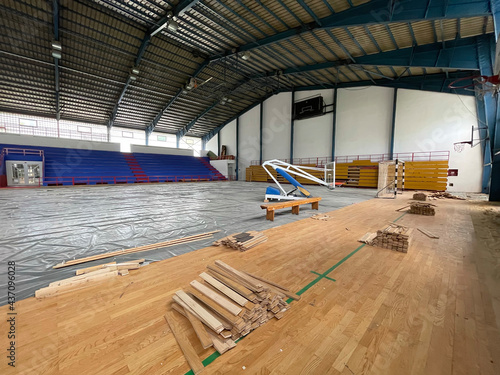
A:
[0,182,375,304]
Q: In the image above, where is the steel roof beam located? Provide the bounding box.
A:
[251,36,485,77]
[107,0,201,129]
[208,0,491,62]
[290,71,475,95]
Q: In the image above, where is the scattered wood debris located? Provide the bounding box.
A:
[213,231,267,251]
[417,228,440,239]
[311,213,330,221]
[428,192,466,200]
[35,259,145,298]
[168,260,298,373]
[413,193,427,201]
[358,232,377,244]
[409,202,436,216]
[53,231,219,269]
[360,223,412,253]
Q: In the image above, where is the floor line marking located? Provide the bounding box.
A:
[184,212,408,374]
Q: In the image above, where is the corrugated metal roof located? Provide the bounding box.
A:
[0,0,495,138]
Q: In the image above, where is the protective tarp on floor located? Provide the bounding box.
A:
[0,182,376,304]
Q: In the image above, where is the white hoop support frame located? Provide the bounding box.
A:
[453,141,472,153]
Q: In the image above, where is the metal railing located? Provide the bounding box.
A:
[3,148,44,157]
[43,174,225,186]
[251,151,450,166]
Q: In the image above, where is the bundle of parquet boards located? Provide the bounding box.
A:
[35,259,145,298]
[409,202,436,216]
[412,192,427,201]
[213,231,267,251]
[371,223,411,253]
[166,260,299,374]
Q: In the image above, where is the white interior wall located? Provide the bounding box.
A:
[335,86,394,157]
[294,89,334,160]
[205,134,218,155]
[262,92,292,160]
[394,89,482,192]
[219,120,237,156]
[238,105,260,180]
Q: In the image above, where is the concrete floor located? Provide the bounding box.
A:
[0,181,376,304]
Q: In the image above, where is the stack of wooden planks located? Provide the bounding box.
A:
[35,259,145,298]
[363,223,412,253]
[413,192,427,201]
[167,260,299,373]
[213,231,267,251]
[428,192,465,200]
[409,202,436,216]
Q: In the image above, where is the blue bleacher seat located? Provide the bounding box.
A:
[0,143,225,186]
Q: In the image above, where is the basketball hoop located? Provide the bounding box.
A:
[448,75,500,99]
[453,141,471,153]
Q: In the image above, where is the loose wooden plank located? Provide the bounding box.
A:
[205,329,237,355]
[242,271,290,292]
[35,270,118,298]
[205,269,256,300]
[174,290,224,333]
[199,272,249,306]
[53,231,219,269]
[214,260,264,291]
[418,228,440,239]
[171,303,213,349]
[190,280,243,316]
[49,268,113,287]
[75,261,117,275]
[187,291,245,329]
[164,312,204,375]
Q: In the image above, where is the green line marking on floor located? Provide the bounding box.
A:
[310,270,336,281]
[184,212,409,374]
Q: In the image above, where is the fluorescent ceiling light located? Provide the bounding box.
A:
[151,22,168,37]
[51,41,62,50]
[52,50,62,59]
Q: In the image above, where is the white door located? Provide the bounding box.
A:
[6,161,43,186]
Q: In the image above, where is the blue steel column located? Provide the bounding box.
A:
[145,131,149,146]
[477,36,495,193]
[217,132,220,156]
[332,88,337,161]
[236,116,239,180]
[290,89,295,162]
[489,0,500,200]
[259,101,263,164]
[390,88,398,159]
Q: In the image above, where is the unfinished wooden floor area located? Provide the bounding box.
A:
[1,193,499,375]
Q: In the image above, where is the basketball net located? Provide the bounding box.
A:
[453,141,471,153]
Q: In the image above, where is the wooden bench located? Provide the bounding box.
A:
[260,197,322,221]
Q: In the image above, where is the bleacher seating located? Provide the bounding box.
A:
[133,153,226,182]
[0,143,226,186]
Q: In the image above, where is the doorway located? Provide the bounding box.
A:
[6,161,43,186]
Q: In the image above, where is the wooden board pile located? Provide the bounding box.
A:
[428,192,465,200]
[412,192,427,201]
[362,223,412,253]
[213,231,267,251]
[35,259,145,298]
[409,202,436,216]
[166,260,299,373]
